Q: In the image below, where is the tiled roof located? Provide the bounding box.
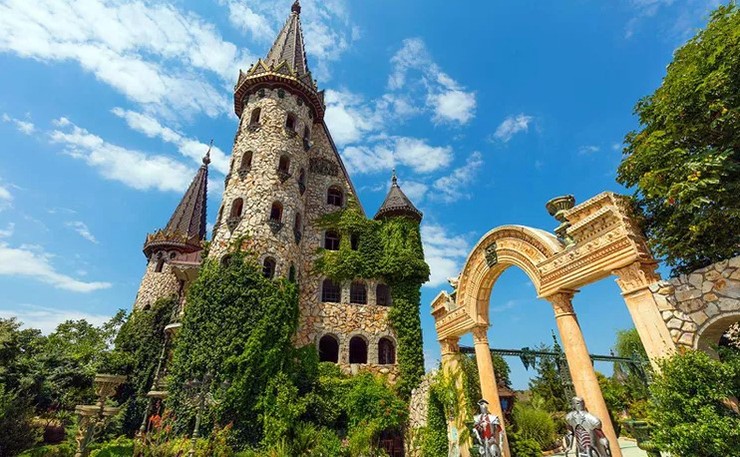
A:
[374,172,423,222]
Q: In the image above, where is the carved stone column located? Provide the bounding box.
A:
[472,325,510,457]
[613,261,676,367]
[549,292,622,457]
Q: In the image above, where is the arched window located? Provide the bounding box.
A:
[155,258,165,273]
[262,257,276,279]
[350,281,367,304]
[241,151,253,170]
[285,113,297,131]
[350,233,360,251]
[288,263,296,282]
[376,284,390,306]
[321,279,341,303]
[327,187,343,206]
[324,230,340,250]
[378,338,396,364]
[349,336,368,364]
[319,335,339,363]
[230,198,244,218]
[278,156,290,173]
[250,107,261,124]
[298,169,306,194]
[270,202,283,222]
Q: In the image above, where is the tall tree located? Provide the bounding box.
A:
[617,4,740,274]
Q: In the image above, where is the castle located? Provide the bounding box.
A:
[132,0,423,385]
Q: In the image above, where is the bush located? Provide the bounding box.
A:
[512,403,556,450]
[508,432,541,457]
[0,384,40,456]
[90,437,134,457]
[649,350,740,456]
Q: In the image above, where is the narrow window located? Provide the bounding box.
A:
[303,126,310,141]
[350,233,360,251]
[230,198,244,218]
[349,336,368,364]
[378,338,396,364]
[278,156,290,173]
[270,202,283,222]
[350,281,367,305]
[294,213,302,233]
[241,151,253,170]
[319,335,339,363]
[155,259,165,273]
[327,187,343,206]
[250,107,261,124]
[285,113,297,131]
[376,284,390,306]
[298,169,306,194]
[322,279,341,303]
[324,230,340,250]
[262,257,276,279]
[288,263,296,282]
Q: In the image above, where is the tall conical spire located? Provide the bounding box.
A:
[234,1,325,120]
[144,145,210,256]
[374,170,423,222]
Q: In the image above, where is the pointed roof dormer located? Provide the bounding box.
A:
[234,0,325,121]
[374,170,423,223]
[143,146,210,257]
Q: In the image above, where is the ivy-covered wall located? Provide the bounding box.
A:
[315,200,429,399]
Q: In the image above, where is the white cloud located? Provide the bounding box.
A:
[421,224,471,288]
[66,221,98,244]
[625,0,721,39]
[432,151,484,203]
[0,0,247,118]
[578,145,600,155]
[0,184,12,210]
[397,180,429,204]
[111,108,229,174]
[0,223,14,238]
[49,117,195,193]
[324,89,380,147]
[2,113,35,134]
[0,242,111,292]
[388,38,476,125]
[494,114,534,142]
[341,137,452,175]
[222,1,276,40]
[0,304,112,334]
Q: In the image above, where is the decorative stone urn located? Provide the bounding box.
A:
[74,374,127,457]
[545,195,576,243]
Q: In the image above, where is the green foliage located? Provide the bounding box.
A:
[528,344,569,413]
[420,384,448,457]
[649,350,740,456]
[168,247,300,444]
[491,354,512,389]
[0,383,40,456]
[106,297,175,436]
[315,200,429,399]
[511,403,556,450]
[508,432,541,457]
[18,443,75,457]
[89,437,134,457]
[617,4,740,273]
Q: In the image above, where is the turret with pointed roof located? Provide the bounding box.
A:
[375,171,423,223]
[233,0,325,121]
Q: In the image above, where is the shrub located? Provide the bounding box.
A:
[508,432,541,457]
[90,436,134,457]
[512,403,556,450]
[0,384,40,456]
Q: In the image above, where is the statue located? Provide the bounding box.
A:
[473,399,503,457]
[563,397,611,457]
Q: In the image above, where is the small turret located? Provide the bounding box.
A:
[374,170,423,223]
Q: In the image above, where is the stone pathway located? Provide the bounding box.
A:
[550,438,651,457]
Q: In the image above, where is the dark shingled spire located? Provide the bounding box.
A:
[374,170,423,222]
[265,0,309,78]
[144,144,210,256]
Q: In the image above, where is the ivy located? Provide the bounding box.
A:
[315,199,430,399]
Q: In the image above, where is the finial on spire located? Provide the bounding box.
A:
[391,168,398,186]
[203,139,213,166]
[291,0,301,14]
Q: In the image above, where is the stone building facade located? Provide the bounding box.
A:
[132,1,420,379]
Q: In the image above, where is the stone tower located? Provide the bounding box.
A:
[133,150,210,310]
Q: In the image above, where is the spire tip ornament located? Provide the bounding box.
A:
[291,0,301,14]
[203,139,213,166]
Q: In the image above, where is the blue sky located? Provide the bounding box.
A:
[0,0,724,389]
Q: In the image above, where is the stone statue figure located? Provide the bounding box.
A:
[563,397,611,457]
[473,399,503,457]
[448,423,460,457]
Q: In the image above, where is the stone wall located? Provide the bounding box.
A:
[406,372,435,457]
[652,256,740,350]
[133,253,181,310]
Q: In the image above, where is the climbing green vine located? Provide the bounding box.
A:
[315,199,430,399]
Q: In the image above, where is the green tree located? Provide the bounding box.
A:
[528,344,569,413]
[649,351,740,456]
[612,328,650,417]
[0,384,40,456]
[617,4,740,274]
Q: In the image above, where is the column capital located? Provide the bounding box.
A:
[439,336,460,355]
[547,290,577,318]
[472,325,489,344]
[612,261,660,295]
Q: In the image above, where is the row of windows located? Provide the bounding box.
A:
[321,280,390,306]
[225,186,344,227]
[249,107,310,141]
[323,231,359,251]
[319,335,396,365]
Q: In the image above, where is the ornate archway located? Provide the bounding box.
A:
[431,192,677,457]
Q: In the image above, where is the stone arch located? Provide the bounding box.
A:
[348,334,369,364]
[378,336,396,365]
[694,311,740,353]
[455,225,561,323]
[318,333,340,363]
